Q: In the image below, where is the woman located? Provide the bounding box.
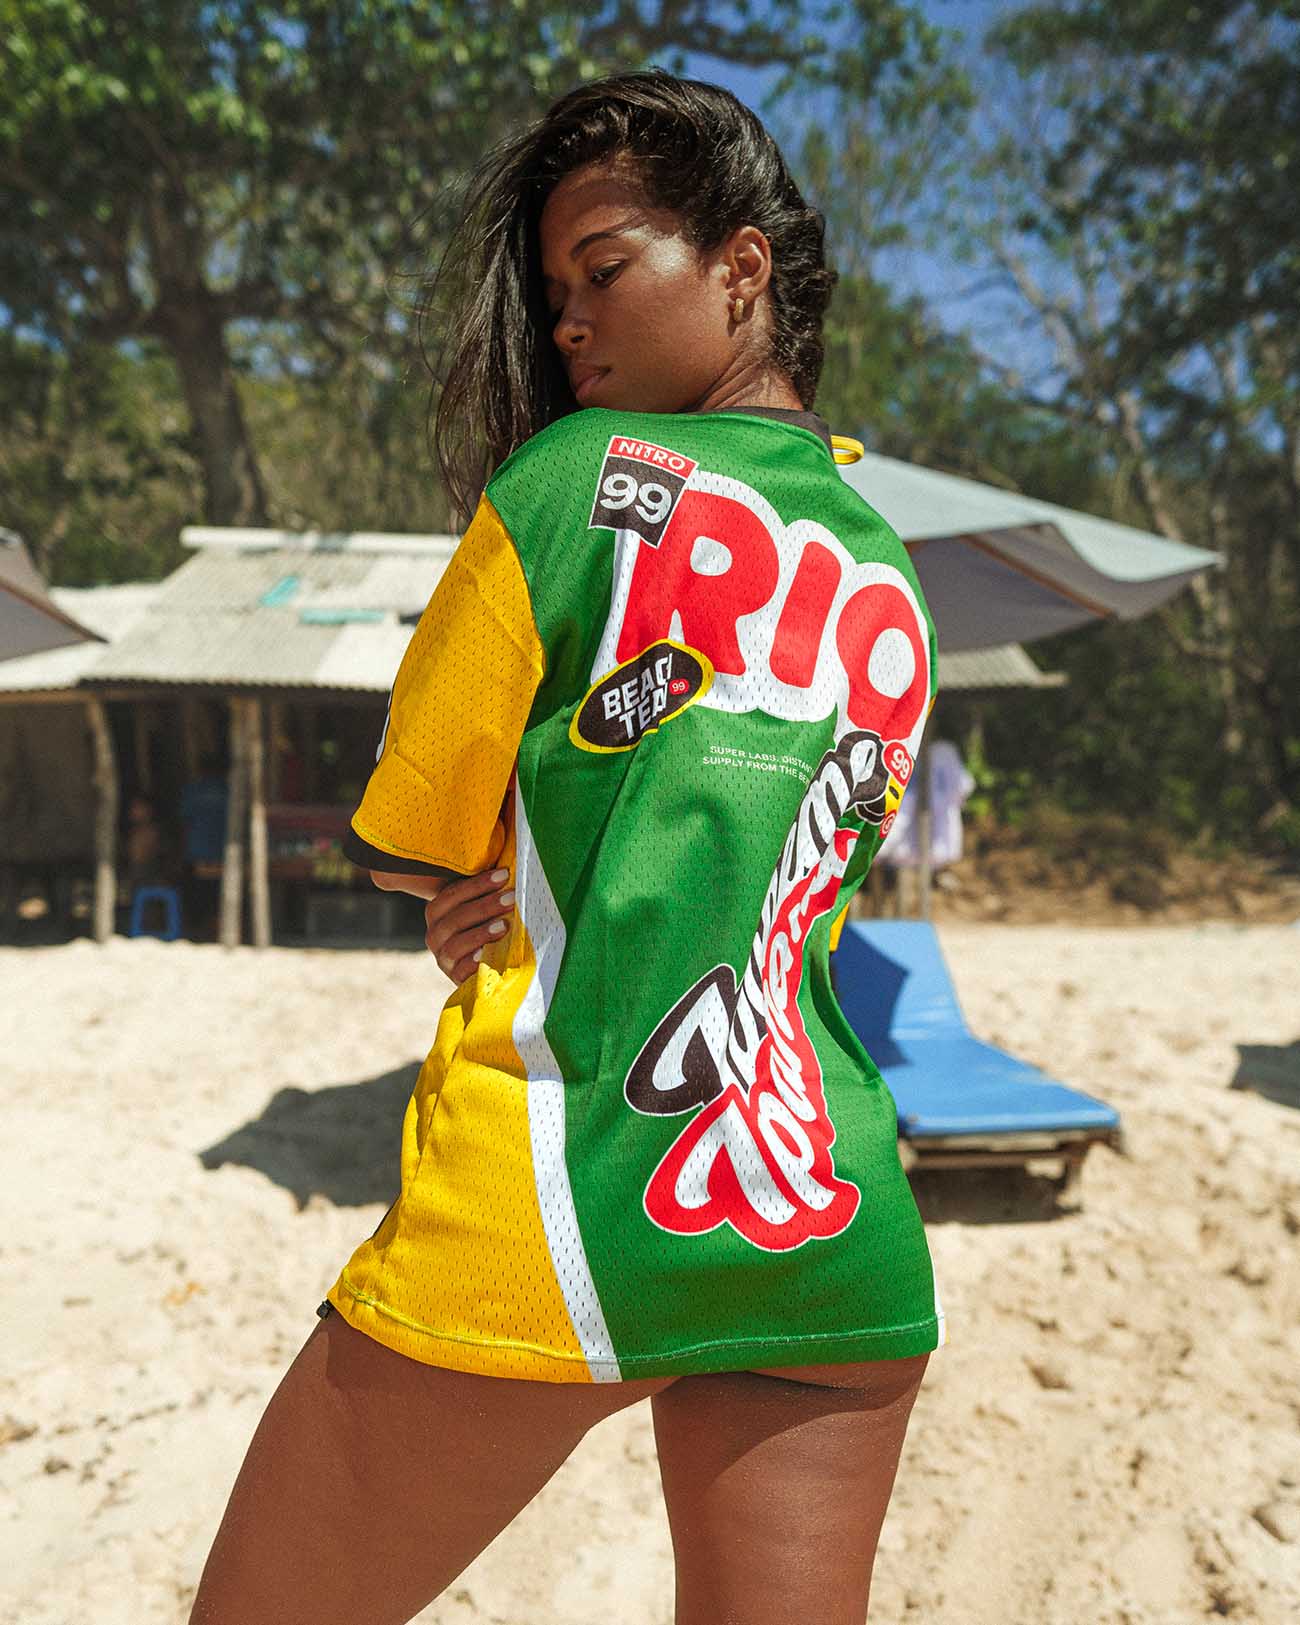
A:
[191,69,945,1625]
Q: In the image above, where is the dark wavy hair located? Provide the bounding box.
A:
[420,68,838,528]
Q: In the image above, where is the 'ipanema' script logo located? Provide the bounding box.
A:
[624,729,898,1251]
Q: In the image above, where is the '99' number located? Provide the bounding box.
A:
[601,471,672,526]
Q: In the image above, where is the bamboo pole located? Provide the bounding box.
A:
[86,698,118,943]
[246,697,271,948]
[266,700,284,800]
[219,697,249,948]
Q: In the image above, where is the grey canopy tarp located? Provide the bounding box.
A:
[0,530,103,662]
[837,451,1220,652]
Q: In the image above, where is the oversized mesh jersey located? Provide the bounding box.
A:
[326,404,948,1382]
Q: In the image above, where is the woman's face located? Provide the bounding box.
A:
[537,156,780,415]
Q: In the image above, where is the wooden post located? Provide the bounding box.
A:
[219,697,249,948]
[267,700,284,800]
[964,703,985,772]
[301,704,319,802]
[246,697,271,948]
[86,698,118,943]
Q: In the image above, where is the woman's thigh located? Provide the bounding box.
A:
[189,1311,673,1625]
[651,1354,931,1625]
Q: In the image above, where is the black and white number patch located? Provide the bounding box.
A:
[588,435,697,548]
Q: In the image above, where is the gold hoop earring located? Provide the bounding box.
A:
[732,296,745,322]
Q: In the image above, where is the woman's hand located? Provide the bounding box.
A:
[369,865,515,984]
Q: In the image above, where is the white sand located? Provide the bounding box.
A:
[1,925,1297,1624]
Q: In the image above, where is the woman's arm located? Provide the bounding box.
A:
[339,495,539,981]
[370,866,515,984]
[368,869,447,901]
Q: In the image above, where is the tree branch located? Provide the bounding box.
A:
[0,157,124,261]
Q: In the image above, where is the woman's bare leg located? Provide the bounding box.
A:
[651,1353,931,1625]
[189,1311,673,1625]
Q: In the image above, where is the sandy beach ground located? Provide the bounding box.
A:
[2,924,1297,1624]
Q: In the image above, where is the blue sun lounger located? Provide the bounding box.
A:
[832,919,1126,1207]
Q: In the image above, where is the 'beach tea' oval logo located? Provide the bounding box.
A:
[570,639,713,753]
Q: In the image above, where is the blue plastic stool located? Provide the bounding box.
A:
[129,885,182,941]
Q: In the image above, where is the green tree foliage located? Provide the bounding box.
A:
[7,3,1294,861]
[994,0,1300,355]
[0,329,195,582]
[0,0,951,543]
[931,0,1300,852]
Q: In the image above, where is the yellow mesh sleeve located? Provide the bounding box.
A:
[350,492,544,874]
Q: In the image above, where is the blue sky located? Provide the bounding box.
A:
[677,1,1057,382]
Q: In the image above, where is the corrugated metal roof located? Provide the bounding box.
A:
[87,544,450,691]
[5,520,1066,698]
[0,583,161,694]
[2,536,1064,699]
[940,643,1066,690]
[155,546,449,615]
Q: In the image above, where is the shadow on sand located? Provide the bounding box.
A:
[198,1057,1097,1226]
[199,1061,421,1209]
[908,1164,1091,1226]
[1231,1041,1300,1111]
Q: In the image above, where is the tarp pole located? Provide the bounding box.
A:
[246,698,271,948]
[86,697,117,943]
[219,698,249,948]
[916,742,933,922]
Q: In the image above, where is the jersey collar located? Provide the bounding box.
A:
[710,405,864,465]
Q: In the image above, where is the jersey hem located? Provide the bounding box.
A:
[347,808,478,874]
[340,824,468,879]
[327,1275,945,1385]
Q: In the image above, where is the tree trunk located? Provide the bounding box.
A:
[162,299,270,526]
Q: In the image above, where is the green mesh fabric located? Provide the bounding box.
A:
[485,405,945,1374]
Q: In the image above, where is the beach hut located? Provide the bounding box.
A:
[0,581,161,941]
[0,529,459,948]
[77,526,459,947]
[4,449,1221,950]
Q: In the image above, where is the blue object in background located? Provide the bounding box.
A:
[129,885,183,942]
[180,775,229,863]
[832,919,1122,1141]
[259,575,301,607]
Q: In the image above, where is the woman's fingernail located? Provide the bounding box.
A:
[490,868,509,883]
[472,948,483,962]
[489,920,506,935]
[499,889,515,908]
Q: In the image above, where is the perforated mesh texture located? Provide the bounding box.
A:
[328,406,947,1381]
